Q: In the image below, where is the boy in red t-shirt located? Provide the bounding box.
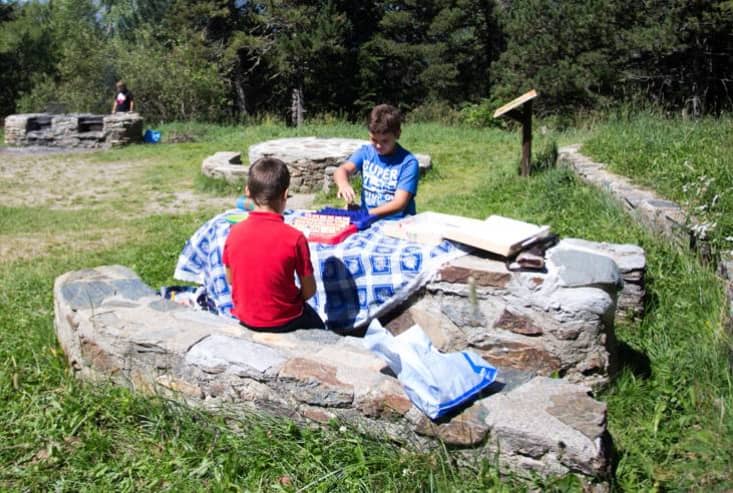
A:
[223,158,324,332]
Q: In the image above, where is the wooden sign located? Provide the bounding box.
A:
[493,89,538,177]
[493,89,538,118]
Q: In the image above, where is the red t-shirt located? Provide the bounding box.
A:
[222,211,314,327]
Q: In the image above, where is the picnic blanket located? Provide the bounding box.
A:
[173,209,469,331]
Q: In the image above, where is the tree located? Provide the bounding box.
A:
[490,0,623,115]
[618,0,733,114]
[0,1,57,115]
[254,0,354,120]
[358,0,501,113]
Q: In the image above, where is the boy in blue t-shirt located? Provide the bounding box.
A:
[333,104,419,219]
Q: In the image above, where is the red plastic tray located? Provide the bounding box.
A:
[306,223,358,244]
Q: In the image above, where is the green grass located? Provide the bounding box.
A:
[583,112,733,255]
[1,118,732,491]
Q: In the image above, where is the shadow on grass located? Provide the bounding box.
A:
[616,340,652,379]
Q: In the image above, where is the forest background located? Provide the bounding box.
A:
[0,0,731,124]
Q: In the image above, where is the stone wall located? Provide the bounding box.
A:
[559,144,733,325]
[4,112,143,148]
[559,145,691,248]
[201,152,248,183]
[389,239,645,388]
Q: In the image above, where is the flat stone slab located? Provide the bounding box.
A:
[246,137,432,193]
[54,264,612,485]
[201,152,248,184]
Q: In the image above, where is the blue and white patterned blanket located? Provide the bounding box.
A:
[174,209,469,330]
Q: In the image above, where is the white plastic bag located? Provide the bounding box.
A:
[364,319,497,420]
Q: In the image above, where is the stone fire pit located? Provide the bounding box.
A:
[53,238,645,486]
[4,112,143,148]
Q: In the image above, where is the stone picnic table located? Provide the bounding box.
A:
[172,209,469,331]
[53,231,646,487]
[202,137,432,192]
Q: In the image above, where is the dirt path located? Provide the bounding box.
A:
[0,148,314,263]
[0,148,236,212]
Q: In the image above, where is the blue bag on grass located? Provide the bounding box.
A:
[364,319,497,419]
[144,129,161,143]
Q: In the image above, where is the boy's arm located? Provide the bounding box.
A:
[299,274,317,300]
[367,190,414,217]
[225,266,232,285]
[294,234,316,300]
[333,161,357,203]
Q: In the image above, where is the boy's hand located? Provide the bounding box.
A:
[337,185,356,203]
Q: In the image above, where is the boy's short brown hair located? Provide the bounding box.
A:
[368,104,402,135]
[247,157,290,207]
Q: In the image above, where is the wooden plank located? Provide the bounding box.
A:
[493,89,538,118]
[381,211,457,245]
[383,211,551,257]
[441,214,550,257]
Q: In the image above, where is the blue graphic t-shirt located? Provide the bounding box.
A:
[348,143,419,219]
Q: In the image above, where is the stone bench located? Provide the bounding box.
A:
[53,238,647,485]
[201,138,433,191]
[201,152,248,184]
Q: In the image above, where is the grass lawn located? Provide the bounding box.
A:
[583,112,733,255]
[0,117,731,491]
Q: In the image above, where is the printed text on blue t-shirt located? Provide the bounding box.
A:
[363,160,399,207]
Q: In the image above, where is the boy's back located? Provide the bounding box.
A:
[224,211,313,327]
[222,157,320,331]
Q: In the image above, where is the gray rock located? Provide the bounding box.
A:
[483,377,610,479]
[558,238,645,322]
[187,334,286,379]
[546,243,622,291]
[201,152,248,184]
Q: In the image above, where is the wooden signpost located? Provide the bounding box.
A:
[493,89,537,177]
